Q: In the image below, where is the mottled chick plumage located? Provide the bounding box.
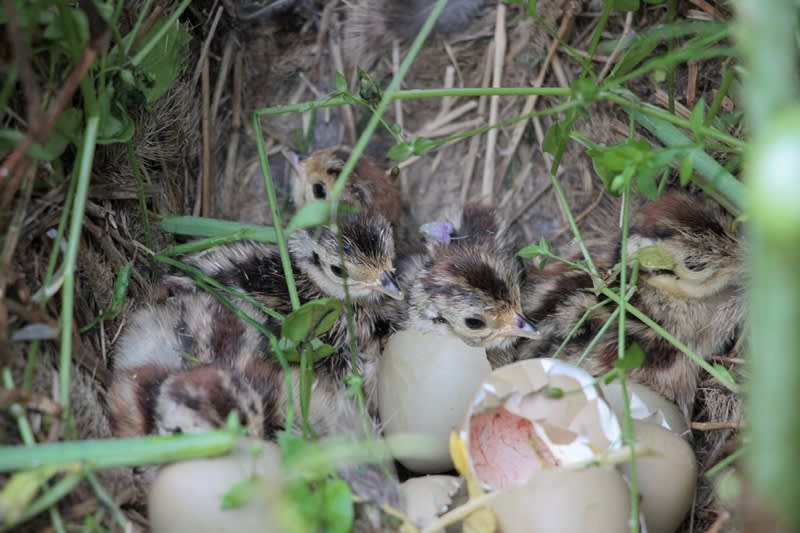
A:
[397,202,539,349]
[515,190,744,415]
[164,213,402,378]
[292,147,402,227]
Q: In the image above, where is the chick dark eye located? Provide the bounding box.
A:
[312,182,327,199]
[464,317,486,330]
[433,315,449,325]
[326,167,341,177]
[330,265,345,278]
[684,259,707,272]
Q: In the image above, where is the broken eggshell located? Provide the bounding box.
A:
[462,358,622,490]
[401,475,463,528]
[149,438,285,533]
[489,466,631,533]
[379,330,491,473]
[600,381,689,436]
[619,420,698,533]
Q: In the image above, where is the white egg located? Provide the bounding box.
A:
[489,466,631,533]
[619,420,698,533]
[379,330,491,473]
[401,475,463,528]
[149,438,285,533]
[600,381,689,436]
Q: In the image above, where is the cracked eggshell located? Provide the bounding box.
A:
[462,358,622,490]
[149,438,284,533]
[379,330,491,473]
[401,475,463,528]
[619,420,698,533]
[489,466,631,533]
[600,381,688,436]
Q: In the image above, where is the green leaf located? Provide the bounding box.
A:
[334,72,348,94]
[0,466,62,524]
[220,475,257,509]
[160,216,277,242]
[387,142,413,162]
[357,67,382,105]
[544,386,564,399]
[632,245,676,271]
[542,121,567,156]
[286,200,331,233]
[136,17,190,102]
[517,237,551,259]
[570,78,599,103]
[690,98,706,136]
[1,108,84,161]
[96,90,135,144]
[615,342,646,370]
[281,299,343,343]
[635,165,659,200]
[320,478,354,533]
[526,0,538,16]
[518,237,553,269]
[412,137,437,156]
[679,154,694,186]
[310,342,335,363]
[711,364,735,388]
[613,0,640,11]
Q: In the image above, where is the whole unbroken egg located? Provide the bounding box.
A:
[379,330,491,473]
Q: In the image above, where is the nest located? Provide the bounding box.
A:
[2,0,746,530]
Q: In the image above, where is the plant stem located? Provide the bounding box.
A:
[0,472,83,533]
[616,189,639,533]
[599,288,738,392]
[0,431,237,473]
[130,0,192,67]
[59,116,99,430]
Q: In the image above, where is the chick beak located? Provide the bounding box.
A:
[499,312,541,340]
[370,271,403,300]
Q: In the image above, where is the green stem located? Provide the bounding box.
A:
[252,115,300,311]
[552,299,611,359]
[604,91,745,149]
[127,141,153,250]
[599,288,738,392]
[59,116,99,430]
[86,472,130,531]
[549,173,599,278]
[631,111,746,210]
[616,189,639,533]
[0,431,237,473]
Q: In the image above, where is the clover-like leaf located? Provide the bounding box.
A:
[632,245,675,271]
[615,342,646,371]
[286,200,331,233]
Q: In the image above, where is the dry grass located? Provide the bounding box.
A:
[2,0,744,530]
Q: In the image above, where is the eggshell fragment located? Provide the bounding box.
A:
[601,381,689,435]
[401,475,463,528]
[149,438,284,533]
[462,358,622,490]
[619,421,698,533]
[489,467,631,533]
[379,330,491,473]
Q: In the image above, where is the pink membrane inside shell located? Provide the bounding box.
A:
[469,407,556,490]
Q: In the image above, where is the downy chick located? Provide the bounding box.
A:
[164,212,402,383]
[515,190,744,415]
[107,291,400,506]
[291,147,402,228]
[396,202,540,350]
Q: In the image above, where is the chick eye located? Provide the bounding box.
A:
[326,167,341,177]
[464,317,486,330]
[330,265,345,278]
[684,258,707,272]
[312,182,327,199]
